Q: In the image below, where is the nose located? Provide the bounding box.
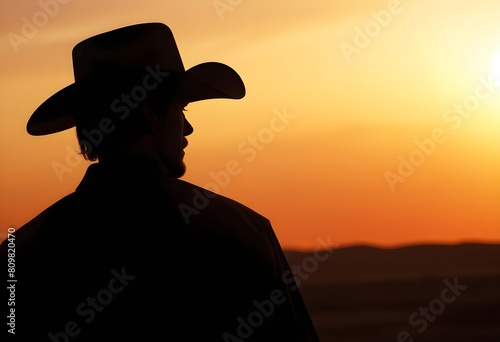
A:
[183,116,194,136]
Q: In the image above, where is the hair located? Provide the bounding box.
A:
[75,71,181,161]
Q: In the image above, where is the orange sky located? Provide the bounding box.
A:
[1,0,499,250]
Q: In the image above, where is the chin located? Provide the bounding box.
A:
[175,163,187,178]
[161,157,186,178]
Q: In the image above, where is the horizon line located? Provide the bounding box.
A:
[283,240,500,253]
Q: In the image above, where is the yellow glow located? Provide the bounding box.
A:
[493,50,500,84]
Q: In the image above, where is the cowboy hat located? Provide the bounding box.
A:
[26,22,246,136]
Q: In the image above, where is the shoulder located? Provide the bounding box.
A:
[163,177,270,224]
[0,191,90,255]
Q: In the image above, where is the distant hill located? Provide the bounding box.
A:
[284,243,500,342]
[283,243,500,283]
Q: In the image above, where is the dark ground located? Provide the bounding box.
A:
[284,243,500,342]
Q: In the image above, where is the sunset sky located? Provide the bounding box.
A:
[1,0,499,250]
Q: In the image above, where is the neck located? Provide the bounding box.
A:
[98,136,176,178]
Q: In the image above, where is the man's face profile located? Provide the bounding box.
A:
[146,93,193,178]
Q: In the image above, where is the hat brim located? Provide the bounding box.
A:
[26,62,245,136]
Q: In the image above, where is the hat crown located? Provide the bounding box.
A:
[72,23,185,81]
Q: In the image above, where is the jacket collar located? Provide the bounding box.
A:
[76,155,164,193]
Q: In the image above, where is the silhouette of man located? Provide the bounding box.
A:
[1,23,319,341]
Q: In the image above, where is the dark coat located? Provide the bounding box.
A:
[1,157,319,341]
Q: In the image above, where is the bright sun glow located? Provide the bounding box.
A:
[493,51,500,83]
